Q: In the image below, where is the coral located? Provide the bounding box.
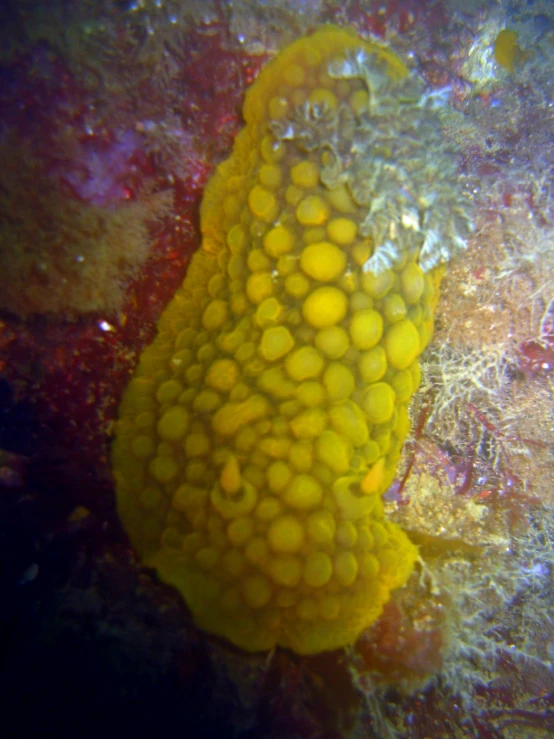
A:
[112,26,469,655]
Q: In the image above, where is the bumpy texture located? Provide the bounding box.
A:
[112,27,471,654]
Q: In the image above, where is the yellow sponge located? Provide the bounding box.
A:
[112,25,470,654]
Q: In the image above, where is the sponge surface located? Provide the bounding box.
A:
[111,26,451,654]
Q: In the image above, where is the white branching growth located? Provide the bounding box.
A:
[438,507,554,704]
[423,342,510,429]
